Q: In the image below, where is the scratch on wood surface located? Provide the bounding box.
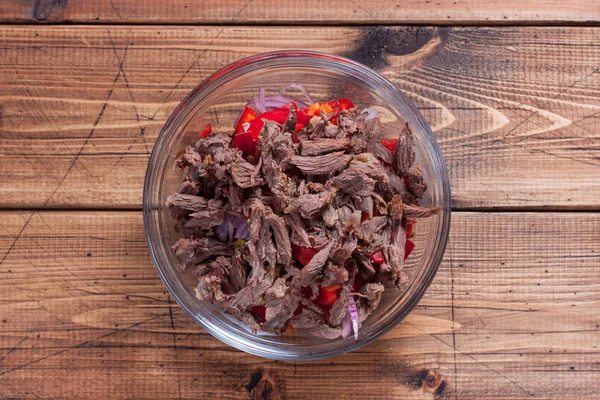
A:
[108,0,123,20]
[231,0,254,22]
[0,313,167,378]
[0,213,34,265]
[503,67,600,140]
[0,336,29,365]
[43,32,126,206]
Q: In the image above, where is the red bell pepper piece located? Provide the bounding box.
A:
[370,250,385,264]
[250,305,266,323]
[405,219,415,238]
[234,107,258,135]
[296,108,311,125]
[316,285,341,306]
[404,239,415,260]
[293,245,318,266]
[292,245,319,266]
[231,130,259,158]
[257,107,290,125]
[338,98,354,111]
[379,139,398,153]
[199,123,212,139]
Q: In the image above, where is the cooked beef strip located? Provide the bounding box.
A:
[264,160,296,212]
[356,216,388,242]
[359,283,385,310]
[332,233,358,266]
[195,274,229,303]
[329,284,351,326]
[263,278,301,332]
[231,157,263,188]
[403,204,443,218]
[386,218,406,286]
[332,169,376,198]
[284,213,311,247]
[356,196,374,220]
[262,209,292,266]
[322,263,350,287]
[298,240,334,286]
[183,199,227,230]
[289,308,322,330]
[174,146,202,172]
[290,151,352,175]
[406,166,427,199]
[299,138,351,156]
[309,325,343,339]
[349,156,389,183]
[172,237,234,269]
[284,188,336,219]
[392,123,416,176]
[196,132,231,155]
[178,180,200,196]
[166,193,208,220]
[229,247,248,293]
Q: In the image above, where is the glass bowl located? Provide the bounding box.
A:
[143,51,451,360]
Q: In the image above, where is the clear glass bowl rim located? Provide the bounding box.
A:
[143,50,451,360]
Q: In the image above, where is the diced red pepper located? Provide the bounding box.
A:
[370,250,385,264]
[292,245,319,266]
[338,98,354,111]
[199,123,212,139]
[257,107,290,125]
[326,99,340,113]
[379,139,398,153]
[316,285,340,306]
[296,108,311,125]
[294,122,305,132]
[361,211,371,222]
[231,131,258,158]
[234,107,257,135]
[402,176,409,185]
[404,239,415,260]
[405,219,415,238]
[250,305,266,323]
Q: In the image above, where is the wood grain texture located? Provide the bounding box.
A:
[1,0,598,25]
[1,26,599,210]
[0,211,598,399]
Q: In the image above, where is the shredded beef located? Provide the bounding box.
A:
[392,123,416,176]
[290,151,352,175]
[167,91,442,339]
[299,138,350,156]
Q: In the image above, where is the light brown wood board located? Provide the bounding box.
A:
[0,0,598,25]
[0,211,598,399]
[1,26,599,210]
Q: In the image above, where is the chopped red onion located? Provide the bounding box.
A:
[362,107,379,121]
[348,296,359,340]
[215,216,249,242]
[280,83,314,105]
[342,311,352,339]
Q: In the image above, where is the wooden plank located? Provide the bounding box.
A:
[1,0,598,25]
[0,211,598,398]
[1,26,599,210]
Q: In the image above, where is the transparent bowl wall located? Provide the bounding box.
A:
[143,51,451,360]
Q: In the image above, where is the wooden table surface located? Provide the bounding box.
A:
[1,2,599,399]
